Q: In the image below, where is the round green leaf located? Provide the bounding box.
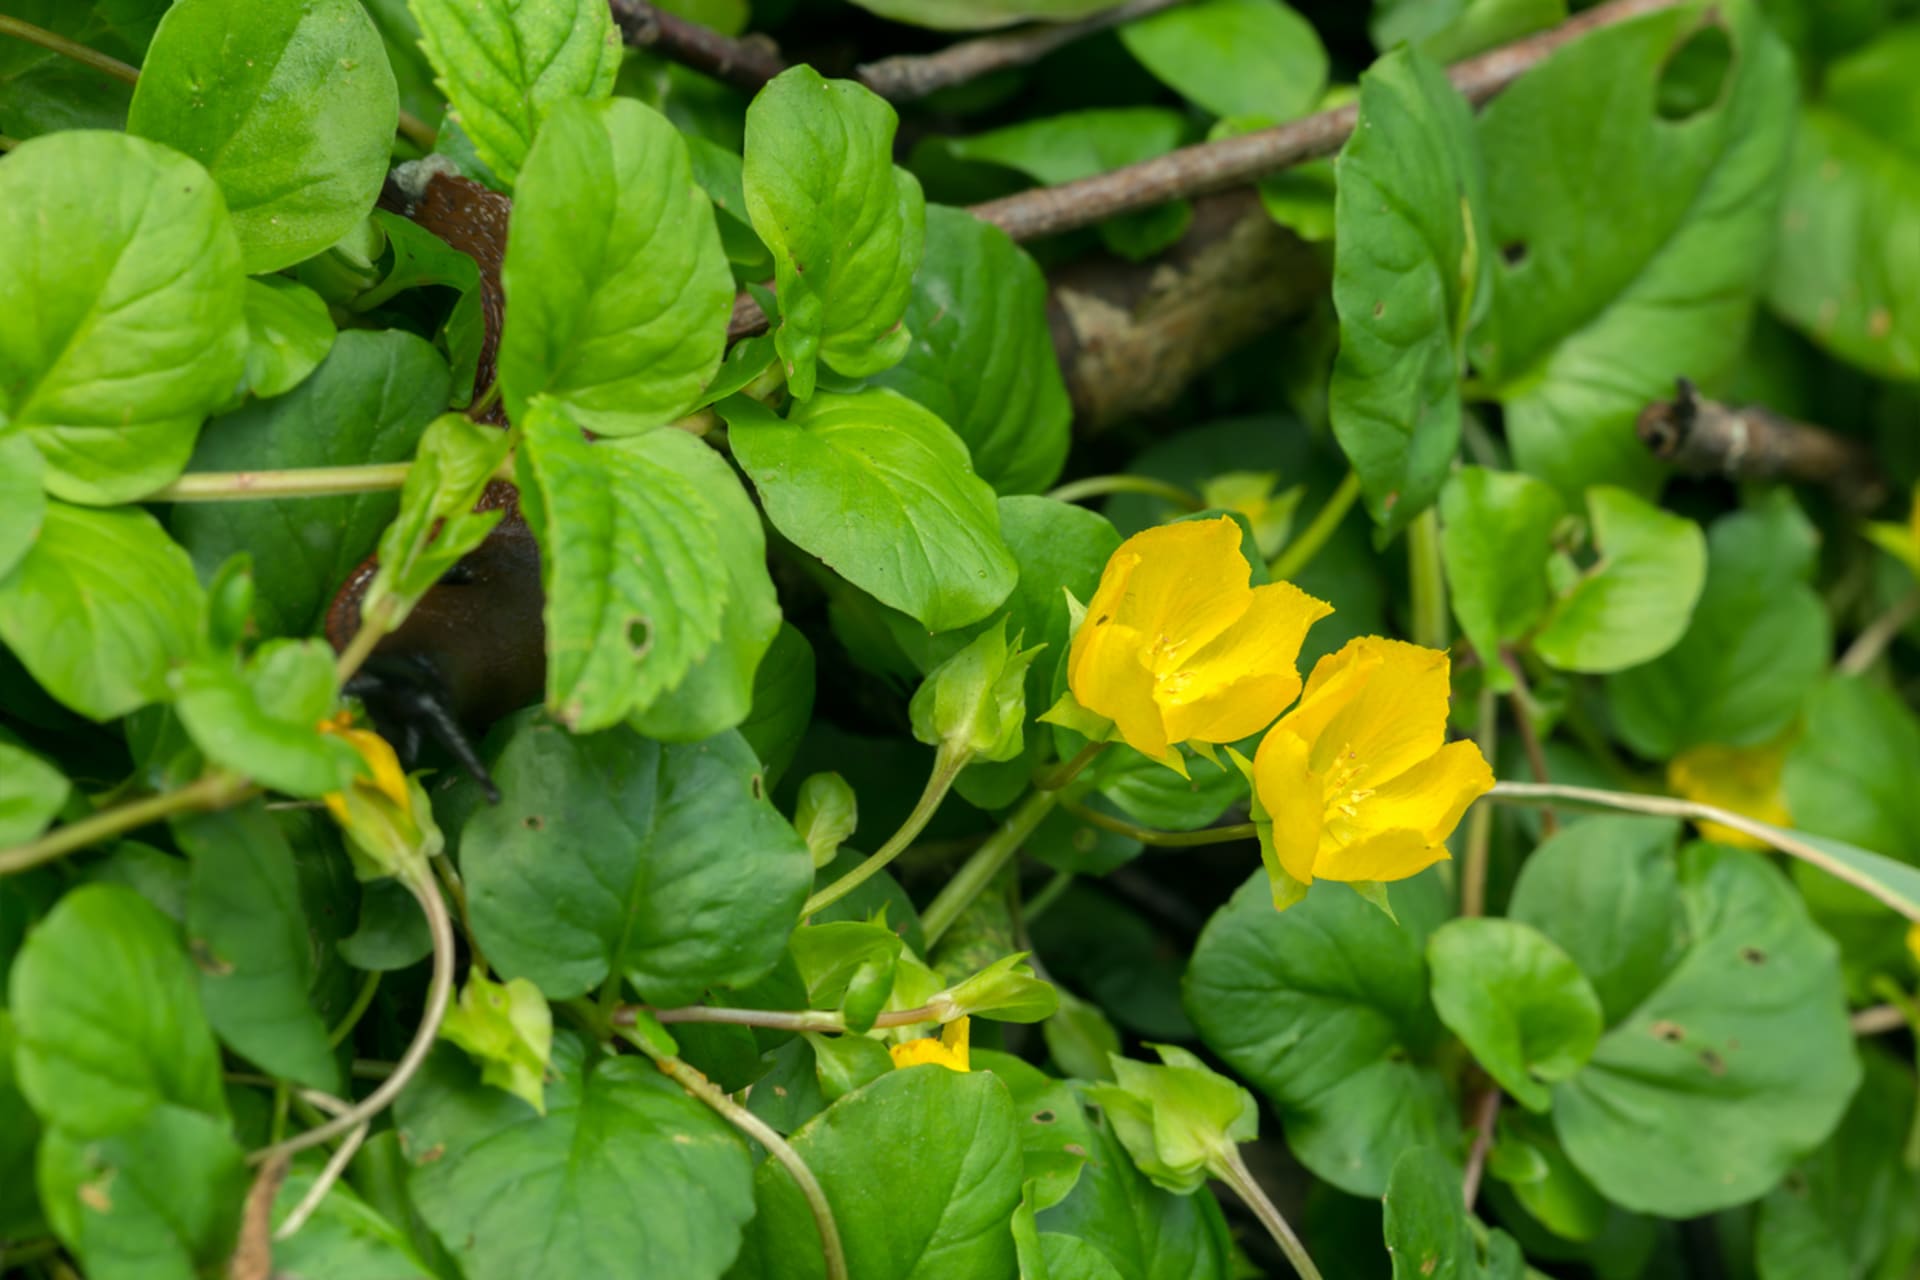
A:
[462,717,811,1005]
[1184,871,1458,1196]
[723,389,1017,633]
[0,502,204,721]
[9,884,227,1136]
[1473,5,1795,495]
[239,276,335,401]
[1507,815,1686,1025]
[1119,0,1327,123]
[269,1162,437,1279]
[0,131,246,504]
[397,1034,755,1280]
[37,1104,248,1280]
[871,204,1071,496]
[175,804,342,1094]
[498,97,734,436]
[129,0,398,273]
[1607,495,1830,757]
[972,1050,1095,1212]
[1531,486,1707,674]
[170,330,451,639]
[731,1066,1024,1280]
[744,66,926,398]
[1439,466,1564,687]
[844,0,1109,29]
[1427,919,1604,1113]
[1552,845,1861,1217]
[408,0,620,187]
[1329,44,1491,534]
[0,738,68,848]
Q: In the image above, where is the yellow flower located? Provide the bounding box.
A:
[1864,484,1920,578]
[1907,921,1920,969]
[1668,742,1792,850]
[888,1016,969,1073]
[317,717,439,881]
[1066,516,1331,765]
[1252,636,1493,886]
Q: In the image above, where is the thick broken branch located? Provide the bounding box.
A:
[1048,190,1325,430]
[1637,378,1885,511]
[969,0,1685,242]
[857,0,1188,102]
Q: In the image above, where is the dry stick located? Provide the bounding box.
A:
[250,874,455,1165]
[1461,1087,1502,1210]
[1853,1004,1908,1036]
[272,1091,369,1243]
[1838,588,1920,677]
[1637,377,1886,512]
[606,0,786,92]
[857,0,1189,102]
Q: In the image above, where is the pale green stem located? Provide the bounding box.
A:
[1270,471,1361,581]
[1024,870,1075,922]
[1046,474,1203,510]
[154,463,415,501]
[921,788,1060,947]
[805,745,969,916]
[1032,739,1107,791]
[396,109,435,149]
[250,874,453,1164]
[1484,781,1920,921]
[0,14,138,82]
[0,771,252,876]
[1838,587,1920,677]
[328,970,382,1048]
[1408,506,1449,651]
[632,1001,942,1034]
[1216,1146,1324,1280]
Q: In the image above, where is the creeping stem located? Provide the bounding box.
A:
[805,744,970,917]
[0,15,138,83]
[249,872,455,1164]
[0,771,253,877]
[1269,471,1361,581]
[1060,797,1256,848]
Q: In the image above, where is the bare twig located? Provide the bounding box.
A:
[227,1154,289,1280]
[858,0,1187,101]
[606,0,786,93]
[1638,377,1885,511]
[1838,587,1920,677]
[1853,1004,1908,1035]
[1461,1088,1502,1210]
[967,0,1685,243]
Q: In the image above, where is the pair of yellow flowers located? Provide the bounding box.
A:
[1067,516,1494,889]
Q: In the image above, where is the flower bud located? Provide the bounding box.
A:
[908,617,1043,764]
[1083,1044,1259,1194]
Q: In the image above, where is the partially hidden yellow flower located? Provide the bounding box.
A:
[888,1016,970,1073]
[1907,921,1920,969]
[1252,636,1493,886]
[1667,741,1791,850]
[317,716,439,880]
[1066,516,1331,766]
[1864,484,1920,578]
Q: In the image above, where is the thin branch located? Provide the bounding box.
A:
[1461,1088,1502,1209]
[272,1095,369,1243]
[805,745,969,916]
[1838,588,1920,677]
[857,0,1188,102]
[606,0,786,93]
[1852,1004,1908,1036]
[1484,781,1920,921]
[249,875,454,1164]
[1270,472,1361,581]
[627,1001,943,1034]
[1217,1146,1325,1280]
[1060,797,1257,848]
[921,789,1059,946]
[0,14,138,84]
[1637,377,1885,511]
[1046,473,1202,510]
[967,0,1686,243]
[1502,655,1558,837]
[0,771,252,876]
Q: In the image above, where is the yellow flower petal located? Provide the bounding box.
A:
[1313,828,1449,883]
[1307,638,1452,786]
[1668,742,1791,850]
[1364,740,1495,845]
[888,1016,970,1073]
[1251,728,1321,885]
[1091,518,1252,668]
[1159,581,1332,745]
